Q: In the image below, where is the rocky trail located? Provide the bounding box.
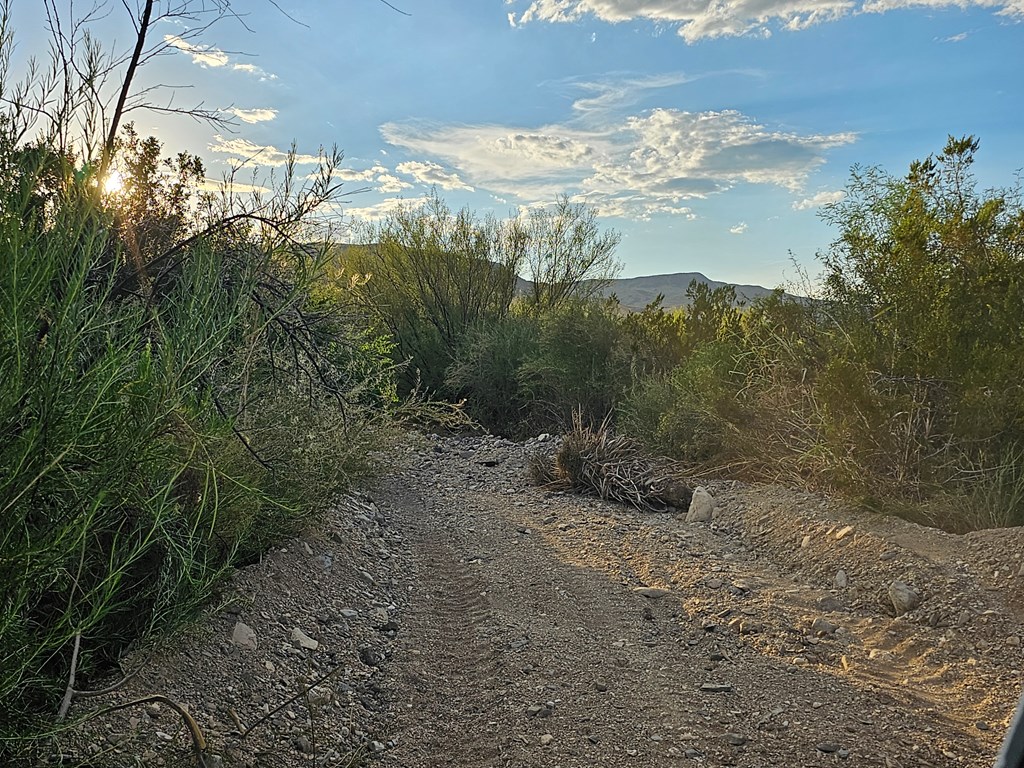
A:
[64,434,1024,767]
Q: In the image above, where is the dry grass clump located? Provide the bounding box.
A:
[529,411,692,512]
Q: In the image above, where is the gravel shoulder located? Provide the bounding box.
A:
[61,433,1024,767]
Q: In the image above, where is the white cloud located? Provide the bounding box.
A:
[164,34,229,67]
[939,31,969,42]
[382,95,854,221]
[165,35,278,79]
[209,136,321,166]
[343,196,432,224]
[231,63,278,81]
[225,107,278,124]
[792,189,846,210]
[730,222,748,234]
[333,164,413,194]
[396,160,474,191]
[511,0,1023,42]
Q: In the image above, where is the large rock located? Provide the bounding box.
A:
[686,487,716,523]
[231,621,258,651]
[888,581,921,615]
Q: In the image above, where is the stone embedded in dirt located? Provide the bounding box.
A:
[976,721,991,731]
[292,734,314,754]
[290,627,319,651]
[705,577,723,590]
[231,621,258,650]
[595,681,608,692]
[539,733,554,746]
[542,514,557,525]
[700,682,733,693]
[834,525,854,541]
[370,741,386,753]
[811,617,838,635]
[528,703,553,718]
[724,733,747,746]
[879,550,898,561]
[634,586,672,599]
[888,581,921,615]
[801,534,812,548]
[685,487,716,523]
[834,569,849,589]
[370,608,390,627]
[816,742,841,753]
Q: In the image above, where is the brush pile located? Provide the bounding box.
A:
[529,412,692,512]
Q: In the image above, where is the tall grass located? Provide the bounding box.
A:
[0,133,406,756]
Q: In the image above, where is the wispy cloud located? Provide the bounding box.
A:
[792,189,846,210]
[730,222,748,234]
[939,31,969,42]
[396,160,474,191]
[164,34,229,67]
[343,196,432,224]
[381,80,855,221]
[230,63,278,81]
[209,136,321,166]
[510,0,1023,42]
[164,35,277,79]
[224,107,278,124]
[334,163,413,194]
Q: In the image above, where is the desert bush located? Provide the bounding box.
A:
[0,133,407,754]
[530,412,691,511]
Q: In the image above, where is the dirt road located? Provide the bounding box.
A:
[63,432,1024,767]
[375,434,1023,767]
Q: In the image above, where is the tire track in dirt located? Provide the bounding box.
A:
[373,435,1019,766]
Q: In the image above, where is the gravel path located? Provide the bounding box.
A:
[60,433,1024,767]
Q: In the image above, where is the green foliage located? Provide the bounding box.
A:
[509,195,622,311]
[348,192,520,394]
[518,299,630,428]
[0,129,404,751]
[445,314,541,436]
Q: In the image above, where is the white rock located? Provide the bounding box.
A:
[291,627,320,651]
[834,569,849,589]
[685,486,716,523]
[231,621,258,651]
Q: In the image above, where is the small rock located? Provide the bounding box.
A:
[685,487,716,523]
[231,622,258,651]
[595,681,608,692]
[816,743,841,754]
[705,577,723,590]
[888,581,921,615]
[811,617,838,635]
[340,608,359,619]
[879,550,898,561]
[724,733,747,746]
[834,525,854,541]
[976,721,991,731]
[540,733,554,746]
[290,628,319,651]
[292,735,314,754]
[800,535,812,548]
[370,741,386,753]
[635,587,672,599]
[834,569,849,589]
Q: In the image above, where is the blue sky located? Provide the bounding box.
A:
[9,1,1023,287]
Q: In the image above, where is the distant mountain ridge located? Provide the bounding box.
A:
[596,272,782,312]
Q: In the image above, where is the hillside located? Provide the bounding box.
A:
[597,272,782,311]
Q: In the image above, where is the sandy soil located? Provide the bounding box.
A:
[58,433,1024,767]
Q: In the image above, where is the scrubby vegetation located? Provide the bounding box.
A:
[342,137,1024,531]
[2,0,1021,754]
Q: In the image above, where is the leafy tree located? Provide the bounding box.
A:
[510,195,622,311]
[349,192,522,393]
